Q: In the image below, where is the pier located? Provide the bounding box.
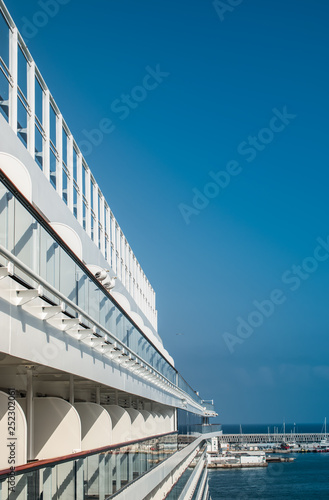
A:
[218,433,327,444]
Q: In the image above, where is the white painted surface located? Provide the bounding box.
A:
[111,291,131,315]
[151,411,165,435]
[0,153,32,202]
[17,397,81,460]
[0,299,191,412]
[159,408,174,433]
[103,405,131,444]
[125,408,146,441]
[74,403,112,451]
[50,223,83,261]
[139,409,158,437]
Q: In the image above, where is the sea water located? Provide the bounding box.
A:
[208,423,329,499]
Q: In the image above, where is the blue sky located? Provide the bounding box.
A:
[5,0,329,424]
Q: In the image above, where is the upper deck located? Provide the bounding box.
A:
[0,0,157,331]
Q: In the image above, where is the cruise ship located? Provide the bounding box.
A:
[0,1,220,498]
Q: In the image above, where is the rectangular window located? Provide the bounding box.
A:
[73,187,78,218]
[62,167,68,205]
[105,237,108,260]
[73,147,78,181]
[0,68,9,121]
[0,12,10,69]
[49,104,57,149]
[0,10,10,122]
[17,95,27,146]
[35,124,43,169]
[82,202,86,230]
[35,76,44,126]
[50,148,57,189]
[62,128,68,166]
[91,214,94,240]
[17,45,27,99]
[82,164,86,196]
[90,179,94,210]
[104,205,108,233]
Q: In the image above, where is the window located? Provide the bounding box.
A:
[17,45,28,146]
[50,149,57,189]
[73,146,78,182]
[62,127,68,166]
[0,12,10,121]
[49,103,57,149]
[62,166,68,205]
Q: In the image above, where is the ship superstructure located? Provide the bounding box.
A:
[0,2,220,498]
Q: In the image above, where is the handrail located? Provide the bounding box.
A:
[0,170,212,414]
[0,0,157,329]
[0,431,178,477]
[0,170,167,362]
[0,243,206,414]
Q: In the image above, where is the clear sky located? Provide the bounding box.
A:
[5,0,329,424]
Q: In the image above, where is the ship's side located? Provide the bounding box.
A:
[0,1,221,498]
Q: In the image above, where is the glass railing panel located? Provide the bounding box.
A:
[0,177,204,397]
[0,1,160,329]
[55,461,75,499]
[202,401,215,411]
[0,433,179,500]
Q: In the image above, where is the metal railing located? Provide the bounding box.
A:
[0,243,207,414]
[0,432,178,499]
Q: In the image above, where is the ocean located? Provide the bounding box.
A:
[208,423,329,499]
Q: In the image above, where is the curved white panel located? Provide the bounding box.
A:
[103,405,131,444]
[129,311,145,330]
[17,397,81,460]
[126,408,146,441]
[74,403,112,450]
[139,409,158,437]
[0,152,32,202]
[50,222,83,260]
[111,291,131,315]
[158,408,174,433]
[150,411,166,435]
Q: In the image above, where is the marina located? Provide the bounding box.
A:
[0,1,220,498]
[218,432,328,445]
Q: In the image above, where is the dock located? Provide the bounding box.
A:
[266,457,295,463]
[207,462,268,469]
[218,433,327,445]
